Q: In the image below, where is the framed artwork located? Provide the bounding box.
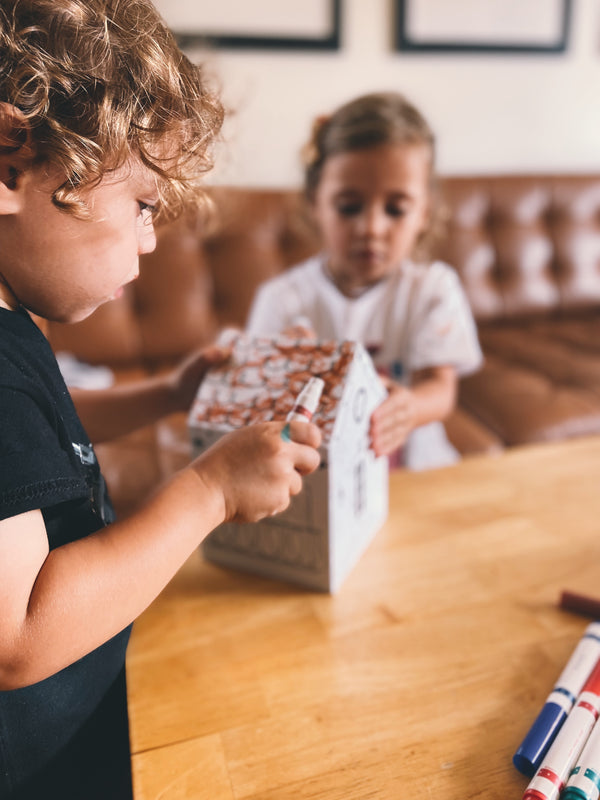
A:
[153,0,341,51]
[395,0,572,54]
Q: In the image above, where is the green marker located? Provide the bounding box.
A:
[562,716,600,800]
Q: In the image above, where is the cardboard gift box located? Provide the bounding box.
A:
[188,331,389,592]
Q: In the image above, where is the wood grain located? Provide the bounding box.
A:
[127,437,600,799]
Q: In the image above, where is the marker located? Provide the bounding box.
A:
[514,622,600,776]
[522,658,600,800]
[561,592,600,621]
[562,716,600,800]
[280,377,324,441]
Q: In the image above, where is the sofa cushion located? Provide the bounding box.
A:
[460,315,600,445]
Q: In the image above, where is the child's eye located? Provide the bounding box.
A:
[336,203,362,217]
[138,201,157,217]
[386,204,408,218]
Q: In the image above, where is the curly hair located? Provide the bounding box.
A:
[0,0,224,219]
[302,91,443,260]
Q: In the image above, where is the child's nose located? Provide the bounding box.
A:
[361,206,388,237]
[137,218,157,255]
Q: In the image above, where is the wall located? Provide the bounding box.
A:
[169,0,600,187]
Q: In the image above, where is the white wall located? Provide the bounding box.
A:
[172,0,600,186]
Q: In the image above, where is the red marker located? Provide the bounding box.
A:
[281,377,324,441]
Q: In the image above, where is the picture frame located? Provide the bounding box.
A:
[395,0,572,54]
[153,0,341,51]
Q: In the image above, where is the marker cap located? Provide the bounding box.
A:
[523,791,552,800]
[561,789,591,800]
[295,377,325,415]
[286,377,325,422]
[513,703,569,776]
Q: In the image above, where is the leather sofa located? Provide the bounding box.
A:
[46,176,600,515]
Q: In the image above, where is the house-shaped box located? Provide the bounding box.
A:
[188,331,389,592]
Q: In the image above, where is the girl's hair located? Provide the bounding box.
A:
[0,0,224,219]
[304,92,435,199]
[303,91,442,259]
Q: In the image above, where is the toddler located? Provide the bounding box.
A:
[246,91,482,470]
[0,2,320,798]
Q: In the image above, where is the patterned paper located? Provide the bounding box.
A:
[189,331,358,443]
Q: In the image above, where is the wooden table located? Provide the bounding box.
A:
[126,436,600,799]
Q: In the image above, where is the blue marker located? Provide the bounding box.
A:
[562,715,600,800]
[514,622,600,776]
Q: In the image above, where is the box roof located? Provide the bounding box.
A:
[189,332,361,442]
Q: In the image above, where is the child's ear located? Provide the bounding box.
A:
[0,102,34,212]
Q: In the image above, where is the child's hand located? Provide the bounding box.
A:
[168,344,232,411]
[281,324,317,340]
[281,315,317,340]
[191,421,322,523]
[369,378,416,457]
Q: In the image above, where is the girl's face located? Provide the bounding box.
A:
[312,142,431,297]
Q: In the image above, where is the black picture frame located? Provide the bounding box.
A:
[159,0,341,51]
[395,0,572,54]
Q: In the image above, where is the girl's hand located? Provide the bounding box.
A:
[281,324,317,340]
[168,344,232,412]
[369,366,458,457]
[191,420,322,523]
[369,378,416,457]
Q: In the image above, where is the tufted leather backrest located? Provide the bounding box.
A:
[46,175,600,368]
[435,175,600,319]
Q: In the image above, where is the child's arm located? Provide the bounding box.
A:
[71,345,229,443]
[0,419,320,690]
[369,365,457,457]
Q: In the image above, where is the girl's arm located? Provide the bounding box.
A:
[369,365,457,457]
[0,419,321,690]
[71,345,229,443]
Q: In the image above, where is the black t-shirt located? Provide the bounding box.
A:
[0,308,132,799]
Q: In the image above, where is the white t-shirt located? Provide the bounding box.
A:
[246,254,483,470]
